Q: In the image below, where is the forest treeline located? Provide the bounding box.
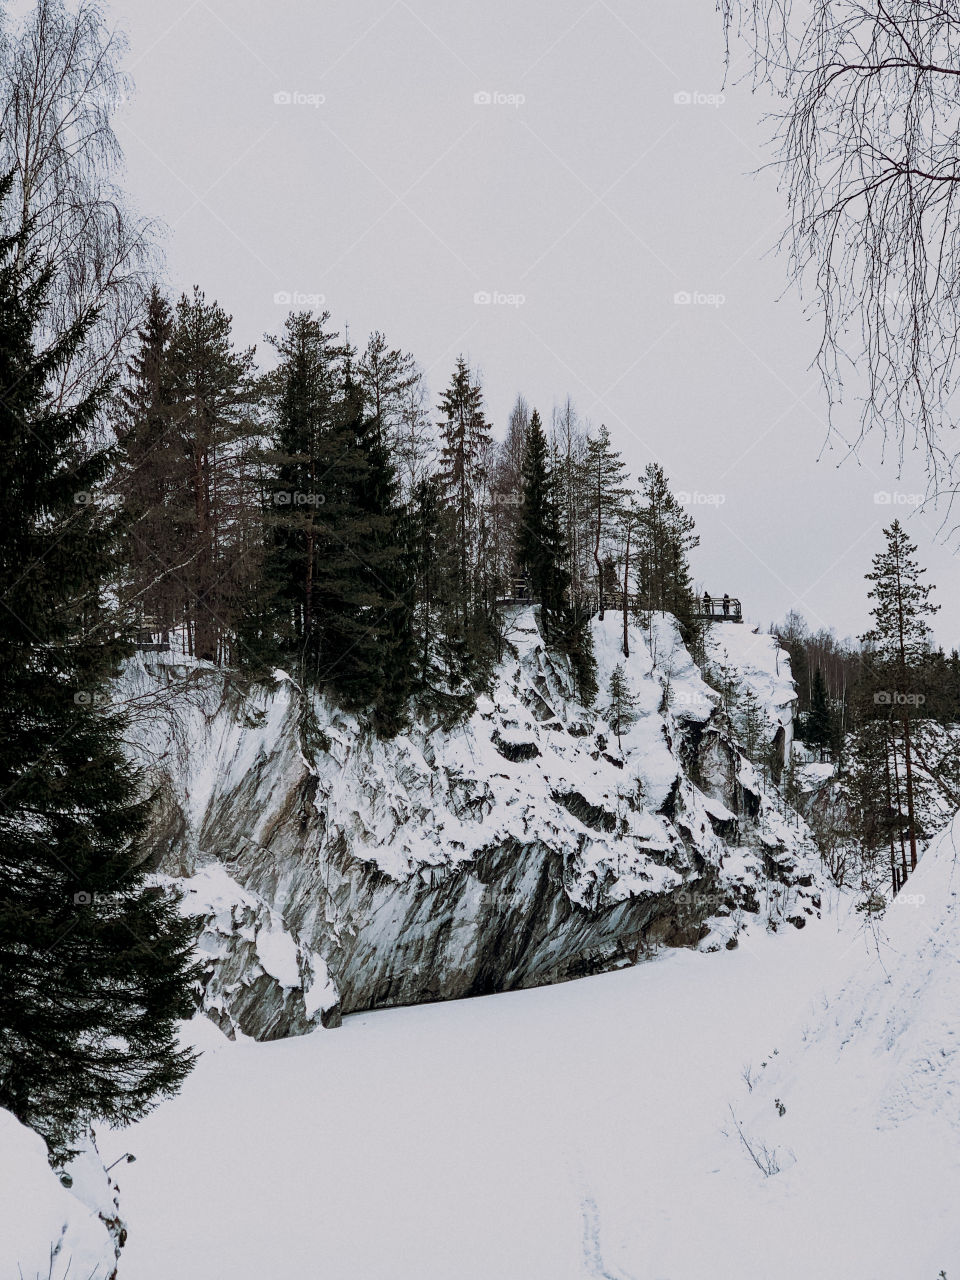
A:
[103,287,704,730]
[772,527,958,897]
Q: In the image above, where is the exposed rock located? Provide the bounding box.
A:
[123,609,820,1040]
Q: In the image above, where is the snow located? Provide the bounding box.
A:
[97,816,960,1278]
[254,923,300,990]
[0,1112,120,1280]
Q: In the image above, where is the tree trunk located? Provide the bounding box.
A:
[902,709,919,871]
[622,519,632,659]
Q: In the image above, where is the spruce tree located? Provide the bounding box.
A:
[166,287,258,662]
[437,356,496,676]
[584,425,629,619]
[259,311,343,658]
[862,521,938,875]
[515,410,597,703]
[635,463,701,653]
[0,192,198,1155]
[606,662,638,747]
[310,372,414,731]
[516,410,558,633]
[114,285,186,642]
[805,667,834,757]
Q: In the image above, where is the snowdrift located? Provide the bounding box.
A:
[730,812,960,1276]
[0,1111,125,1280]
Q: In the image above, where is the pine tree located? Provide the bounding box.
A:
[861,520,938,877]
[515,410,597,702]
[407,474,476,723]
[166,287,259,661]
[584,425,630,619]
[635,463,701,653]
[805,667,834,757]
[732,687,768,768]
[0,189,198,1155]
[310,372,414,731]
[605,662,638,747]
[516,410,559,634]
[113,285,187,642]
[437,356,495,674]
[259,310,344,658]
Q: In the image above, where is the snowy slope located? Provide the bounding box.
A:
[0,1112,125,1280]
[119,607,819,1038]
[100,842,960,1280]
[731,813,960,1274]
[96,815,960,1279]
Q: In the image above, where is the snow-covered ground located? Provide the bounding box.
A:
[95,817,960,1280]
[0,1115,124,1280]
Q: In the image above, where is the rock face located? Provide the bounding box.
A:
[124,609,820,1040]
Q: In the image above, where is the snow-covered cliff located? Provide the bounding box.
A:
[122,608,820,1040]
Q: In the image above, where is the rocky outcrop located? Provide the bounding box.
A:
[123,609,821,1040]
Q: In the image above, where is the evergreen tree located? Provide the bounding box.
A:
[437,356,496,674]
[516,410,560,635]
[635,463,702,654]
[166,287,259,661]
[584,425,629,619]
[407,474,476,723]
[732,687,768,768]
[605,662,638,747]
[311,372,415,732]
[0,191,198,1155]
[114,285,187,642]
[805,667,834,757]
[259,311,343,658]
[515,410,597,703]
[861,521,938,877]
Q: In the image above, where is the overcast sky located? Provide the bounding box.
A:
[104,0,959,646]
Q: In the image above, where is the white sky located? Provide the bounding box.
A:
[106,0,959,646]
